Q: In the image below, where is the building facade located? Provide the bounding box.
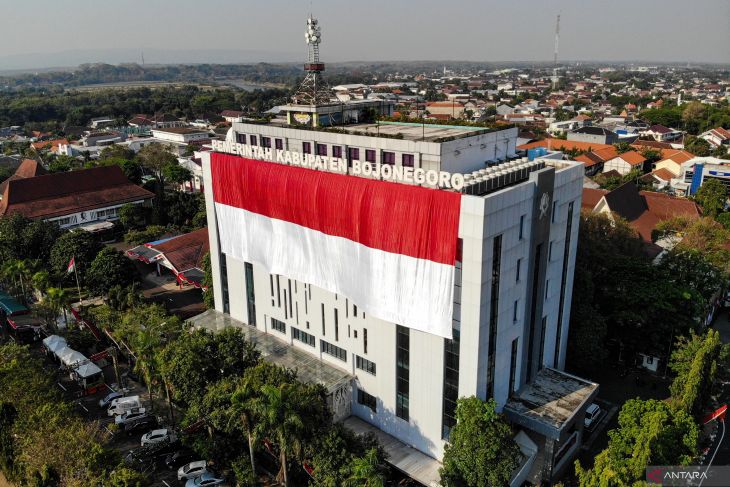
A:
[201,116,587,467]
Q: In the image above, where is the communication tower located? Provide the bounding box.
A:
[292,15,332,106]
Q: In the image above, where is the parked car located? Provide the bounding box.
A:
[107,395,141,416]
[141,428,177,446]
[98,391,123,408]
[123,415,158,435]
[115,408,151,429]
[584,403,602,429]
[177,460,208,481]
[165,448,197,469]
[125,440,180,471]
[185,472,225,487]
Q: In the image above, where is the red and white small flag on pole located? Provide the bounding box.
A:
[66,257,76,274]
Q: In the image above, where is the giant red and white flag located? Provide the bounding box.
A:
[211,153,461,338]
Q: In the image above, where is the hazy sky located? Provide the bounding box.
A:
[1,0,728,68]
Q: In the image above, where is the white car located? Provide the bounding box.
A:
[178,460,208,481]
[185,472,225,487]
[140,428,177,446]
[98,391,122,408]
[114,408,148,426]
[584,403,602,429]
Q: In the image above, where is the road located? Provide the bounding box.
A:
[710,309,730,466]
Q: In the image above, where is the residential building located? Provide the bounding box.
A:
[699,127,730,151]
[151,128,211,144]
[601,151,647,175]
[220,110,245,123]
[567,126,619,145]
[0,165,153,229]
[642,124,682,142]
[0,159,47,198]
[671,156,730,196]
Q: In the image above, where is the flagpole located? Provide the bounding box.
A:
[73,255,82,303]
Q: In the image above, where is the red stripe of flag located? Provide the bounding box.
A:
[211,153,461,265]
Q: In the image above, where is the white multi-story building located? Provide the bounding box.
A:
[192,15,596,486]
[195,109,596,485]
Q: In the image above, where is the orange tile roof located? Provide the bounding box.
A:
[618,151,647,166]
[31,138,68,151]
[658,149,695,164]
[593,146,620,162]
[517,138,614,153]
[582,188,607,209]
[650,168,678,181]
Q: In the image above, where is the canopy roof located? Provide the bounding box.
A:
[0,291,28,316]
[43,335,68,353]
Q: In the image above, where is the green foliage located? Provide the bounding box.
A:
[103,466,150,487]
[49,230,101,280]
[594,169,648,191]
[123,225,167,245]
[98,157,143,184]
[0,215,62,263]
[440,397,520,487]
[158,327,260,406]
[684,135,712,157]
[717,212,730,230]
[86,247,139,296]
[575,399,698,486]
[201,252,214,309]
[641,102,730,135]
[163,163,193,185]
[118,203,149,230]
[669,330,727,416]
[694,178,727,217]
[165,191,203,228]
[47,154,78,173]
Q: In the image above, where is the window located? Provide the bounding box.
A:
[353,304,358,316]
[382,151,395,165]
[321,303,326,336]
[526,243,543,382]
[357,388,376,413]
[236,133,246,144]
[334,309,339,341]
[538,316,547,368]
[348,147,359,161]
[552,201,558,223]
[486,235,502,399]
[545,279,550,301]
[292,327,315,347]
[549,241,554,261]
[442,328,460,439]
[303,142,311,154]
[363,328,368,354]
[402,153,415,167]
[262,136,271,148]
[317,143,327,156]
[250,135,258,146]
[275,138,284,150]
[516,258,521,282]
[509,338,519,393]
[220,253,230,314]
[245,262,256,326]
[365,149,376,162]
[513,300,519,322]
[356,355,376,375]
[396,325,410,421]
[555,201,575,367]
[271,318,286,334]
[321,340,347,361]
[332,146,342,158]
[519,215,525,240]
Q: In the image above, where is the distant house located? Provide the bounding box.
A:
[128,114,185,129]
[601,151,647,175]
[89,116,115,129]
[31,138,69,154]
[0,165,154,229]
[0,159,47,198]
[642,124,682,142]
[496,104,515,116]
[587,181,701,256]
[220,110,244,123]
[151,128,210,145]
[567,126,619,145]
[426,101,465,119]
[699,127,730,151]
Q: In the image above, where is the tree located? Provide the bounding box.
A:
[99,144,135,161]
[252,382,329,487]
[717,212,730,230]
[31,271,50,295]
[158,327,260,405]
[613,142,633,154]
[165,191,202,227]
[118,203,148,230]
[345,448,386,487]
[669,330,728,416]
[86,247,139,296]
[201,253,214,309]
[440,397,520,487]
[98,157,143,184]
[684,135,712,157]
[681,101,707,134]
[575,399,698,486]
[47,155,78,173]
[138,143,178,223]
[163,163,192,186]
[44,287,69,328]
[49,231,101,280]
[0,215,61,264]
[694,178,727,218]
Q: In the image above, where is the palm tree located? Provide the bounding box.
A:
[344,448,386,487]
[134,329,159,410]
[230,378,261,476]
[45,287,68,328]
[32,271,50,295]
[253,383,306,487]
[9,259,33,304]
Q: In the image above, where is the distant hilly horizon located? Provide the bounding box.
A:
[0,47,726,75]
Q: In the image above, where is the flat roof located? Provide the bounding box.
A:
[343,417,441,487]
[503,368,599,439]
[339,122,489,142]
[187,309,351,393]
[151,127,209,135]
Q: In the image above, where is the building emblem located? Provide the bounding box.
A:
[539,192,550,219]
